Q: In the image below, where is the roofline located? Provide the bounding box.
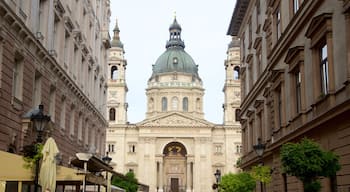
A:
[226,0,249,36]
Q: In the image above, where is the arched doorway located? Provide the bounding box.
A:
[162,142,187,192]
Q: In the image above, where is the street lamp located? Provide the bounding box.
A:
[253,138,266,192]
[212,169,221,191]
[76,153,93,192]
[30,104,50,192]
[253,138,266,159]
[102,152,112,192]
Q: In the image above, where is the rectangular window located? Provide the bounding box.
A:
[33,72,42,107]
[12,56,24,100]
[84,121,89,147]
[64,30,70,67]
[277,87,282,128]
[69,106,75,136]
[295,70,302,113]
[292,0,304,14]
[60,97,66,130]
[248,19,252,48]
[320,44,329,95]
[49,86,56,122]
[275,5,281,39]
[108,144,115,153]
[77,113,83,141]
[129,144,136,153]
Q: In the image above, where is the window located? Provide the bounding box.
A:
[276,86,282,128]
[235,109,241,121]
[233,66,240,80]
[64,30,70,66]
[69,105,75,136]
[285,46,305,117]
[248,18,252,48]
[77,113,83,141]
[111,65,118,80]
[109,108,116,121]
[196,98,201,110]
[236,144,242,153]
[60,97,66,130]
[33,72,42,107]
[275,6,281,39]
[305,13,333,99]
[162,97,167,112]
[320,44,329,95]
[108,144,115,153]
[84,120,89,146]
[12,54,24,100]
[214,144,222,154]
[171,97,178,110]
[295,70,302,113]
[182,97,188,112]
[292,0,303,14]
[49,86,56,122]
[129,144,136,153]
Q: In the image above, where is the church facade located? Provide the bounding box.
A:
[106,18,241,192]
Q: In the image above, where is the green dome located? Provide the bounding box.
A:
[153,47,198,75]
[152,18,199,77]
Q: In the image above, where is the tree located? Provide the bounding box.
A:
[219,172,256,192]
[280,138,341,192]
[250,165,271,184]
[111,171,138,192]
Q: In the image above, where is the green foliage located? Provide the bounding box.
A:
[235,157,242,168]
[250,165,271,184]
[22,143,43,169]
[219,172,256,192]
[111,171,138,192]
[304,180,321,192]
[280,138,341,192]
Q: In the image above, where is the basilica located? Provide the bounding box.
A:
[106,18,241,192]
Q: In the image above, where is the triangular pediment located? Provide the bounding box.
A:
[137,112,214,127]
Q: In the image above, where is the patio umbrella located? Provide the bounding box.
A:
[39,137,59,192]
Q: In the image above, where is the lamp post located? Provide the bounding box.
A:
[253,138,266,192]
[31,104,51,192]
[213,169,221,192]
[102,152,112,192]
[76,153,93,192]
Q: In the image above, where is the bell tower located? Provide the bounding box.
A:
[107,19,128,124]
[223,36,240,125]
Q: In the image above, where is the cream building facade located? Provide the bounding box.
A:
[106,19,241,192]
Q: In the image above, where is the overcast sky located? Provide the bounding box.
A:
[109,0,236,124]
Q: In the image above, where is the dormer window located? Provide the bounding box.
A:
[173,57,178,64]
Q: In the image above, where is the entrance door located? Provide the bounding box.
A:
[170,178,179,192]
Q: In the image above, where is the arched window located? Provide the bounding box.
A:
[183,97,188,112]
[196,98,201,110]
[162,97,167,112]
[109,108,116,121]
[111,66,118,80]
[234,66,240,80]
[148,98,154,111]
[235,108,241,121]
[172,97,178,110]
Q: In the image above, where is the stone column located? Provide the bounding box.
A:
[186,161,191,192]
[159,160,164,192]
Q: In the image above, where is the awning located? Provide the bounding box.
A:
[70,155,113,173]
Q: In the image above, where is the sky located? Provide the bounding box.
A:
[109,0,236,124]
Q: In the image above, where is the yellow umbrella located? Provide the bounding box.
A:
[39,137,59,192]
